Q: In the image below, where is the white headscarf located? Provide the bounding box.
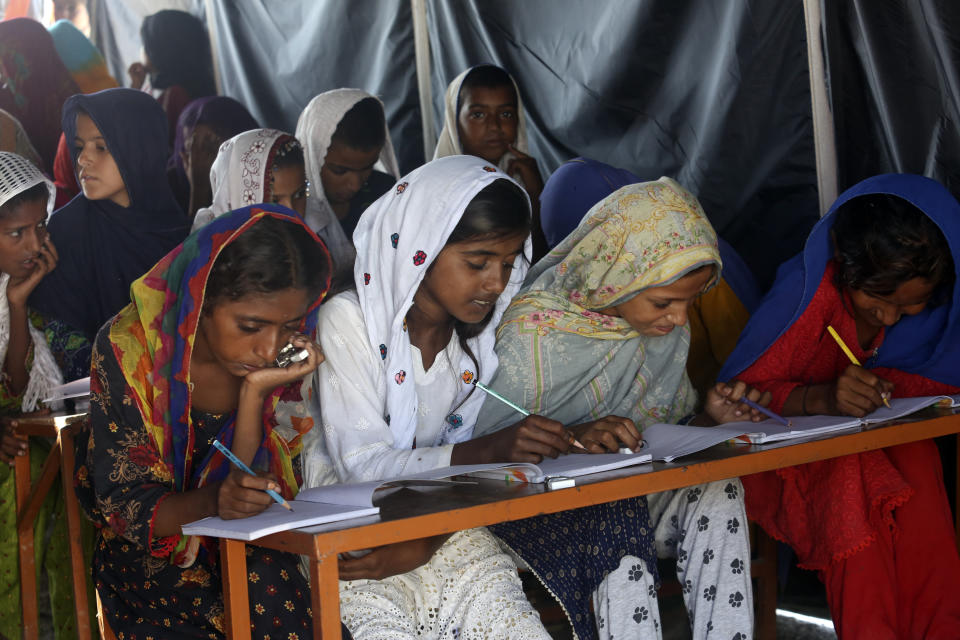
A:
[192,128,298,231]
[0,151,63,411]
[353,155,531,450]
[296,89,400,272]
[432,66,530,179]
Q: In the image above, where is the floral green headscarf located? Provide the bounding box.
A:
[477,177,721,432]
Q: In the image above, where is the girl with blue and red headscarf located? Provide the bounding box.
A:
[75,205,350,639]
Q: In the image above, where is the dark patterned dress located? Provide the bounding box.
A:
[76,330,348,639]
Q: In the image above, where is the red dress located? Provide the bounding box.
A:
[738,261,960,639]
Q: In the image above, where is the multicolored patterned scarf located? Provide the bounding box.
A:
[107,205,329,499]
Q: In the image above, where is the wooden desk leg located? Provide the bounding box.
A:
[59,429,91,640]
[221,539,251,640]
[309,554,341,640]
[15,444,39,640]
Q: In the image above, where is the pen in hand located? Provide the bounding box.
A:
[212,439,293,511]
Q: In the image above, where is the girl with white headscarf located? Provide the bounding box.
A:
[191,128,308,231]
[296,89,400,272]
[434,65,547,258]
[0,151,92,638]
[304,155,559,639]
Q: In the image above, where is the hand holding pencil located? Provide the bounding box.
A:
[826,325,895,416]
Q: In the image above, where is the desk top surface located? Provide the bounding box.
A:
[252,407,960,555]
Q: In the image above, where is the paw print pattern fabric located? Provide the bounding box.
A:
[350,155,532,450]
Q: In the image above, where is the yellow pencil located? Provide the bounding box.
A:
[826,325,891,408]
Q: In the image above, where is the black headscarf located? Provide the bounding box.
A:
[30,88,190,340]
[141,10,215,99]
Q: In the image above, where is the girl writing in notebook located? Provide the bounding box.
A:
[0,152,92,638]
[305,155,559,639]
[75,206,352,638]
[720,174,960,638]
[474,178,763,639]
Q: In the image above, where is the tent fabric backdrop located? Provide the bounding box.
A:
[88,1,960,289]
[822,0,960,196]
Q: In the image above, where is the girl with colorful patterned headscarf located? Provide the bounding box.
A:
[74,205,351,638]
[474,178,758,639]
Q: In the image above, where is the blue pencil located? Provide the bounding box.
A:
[211,439,293,511]
[737,397,791,427]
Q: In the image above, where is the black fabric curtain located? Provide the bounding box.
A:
[427,0,820,289]
[822,0,960,196]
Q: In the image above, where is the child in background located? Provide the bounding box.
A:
[169,96,260,217]
[720,174,960,638]
[0,151,92,639]
[434,64,547,257]
[192,128,308,230]
[128,9,216,149]
[29,88,190,344]
[296,90,399,271]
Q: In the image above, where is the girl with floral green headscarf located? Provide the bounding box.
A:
[476,177,765,639]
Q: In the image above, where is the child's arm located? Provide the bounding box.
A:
[231,333,322,467]
[3,237,58,394]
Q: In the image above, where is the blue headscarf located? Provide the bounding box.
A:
[29,88,189,340]
[540,157,762,311]
[719,173,960,387]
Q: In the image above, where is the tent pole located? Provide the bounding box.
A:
[411,0,436,160]
[803,0,838,215]
[205,0,224,96]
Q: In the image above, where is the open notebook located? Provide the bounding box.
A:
[726,394,960,444]
[181,453,651,541]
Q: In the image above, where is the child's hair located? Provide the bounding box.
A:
[0,183,48,218]
[272,138,304,172]
[458,65,517,105]
[330,98,386,151]
[204,216,330,308]
[444,178,530,378]
[833,193,955,305]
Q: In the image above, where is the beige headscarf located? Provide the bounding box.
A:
[432,65,530,182]
[295,89,399,271]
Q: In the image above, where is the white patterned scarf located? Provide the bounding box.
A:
[192,128,297,231]
[353,155,531,450]
[296,89,400,271]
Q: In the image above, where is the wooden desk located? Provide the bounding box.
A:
[14,412,92,640]
[221,408,960,640]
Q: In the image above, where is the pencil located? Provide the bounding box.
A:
[212,439,293,511]
[826,325,891,408]
[474,381,530,416]
[737,396,791,427]
[474,381,588,450]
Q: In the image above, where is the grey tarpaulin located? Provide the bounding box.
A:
[88,1,960,288]
[822,0,960,196]
[204,0,424,173]
[427,0,820,288]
